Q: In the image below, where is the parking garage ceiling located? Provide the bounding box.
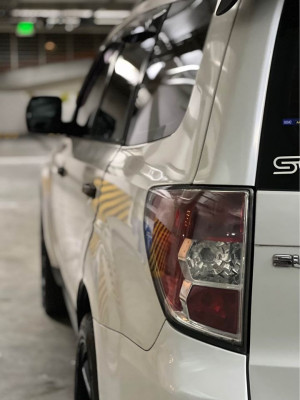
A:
[0,0,141,73]
[0,0,138,34]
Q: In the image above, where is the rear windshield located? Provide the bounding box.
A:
[256,0,299,191]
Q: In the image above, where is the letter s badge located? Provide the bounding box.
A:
[273,156,300,175]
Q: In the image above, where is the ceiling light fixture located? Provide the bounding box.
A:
[11,9,93,19]
[93,9,130,19]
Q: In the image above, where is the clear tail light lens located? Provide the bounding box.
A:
[144,187,252,348]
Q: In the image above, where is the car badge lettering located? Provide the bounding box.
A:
[273,254,300,268]
[273,156,300,175]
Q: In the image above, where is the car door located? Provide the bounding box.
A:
[50,45,121,308]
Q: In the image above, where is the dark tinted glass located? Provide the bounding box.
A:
[94,40,154,143]
[256,1,299,191]
[94,8,168,144]
[76,47,117,133]
[126,0,217,146]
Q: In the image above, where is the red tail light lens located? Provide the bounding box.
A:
[144,187,251,346]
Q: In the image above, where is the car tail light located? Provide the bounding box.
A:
[144,187,252,348]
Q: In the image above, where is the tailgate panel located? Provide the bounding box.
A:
[249,191,300,400]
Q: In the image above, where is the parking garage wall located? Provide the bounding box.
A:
[0,32,105,72]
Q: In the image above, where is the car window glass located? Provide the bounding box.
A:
[76,46,118,132]
[126,0,217,146]
[90,7,168,144]
[256,0,299,191]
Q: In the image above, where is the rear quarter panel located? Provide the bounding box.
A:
[194,0,284,187]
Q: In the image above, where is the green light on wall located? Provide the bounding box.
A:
[16,21,35,37]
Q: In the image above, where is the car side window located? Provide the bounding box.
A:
[126,0,217,146]
[76,45,119,133]
[89,7,169,144]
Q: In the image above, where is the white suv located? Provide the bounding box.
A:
[26,0,299,399]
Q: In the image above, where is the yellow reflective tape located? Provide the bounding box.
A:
[101,200,131,220]
[99,189,128,203]
[93,178,102,188]
[93,188,124,207]
[93,188,128,208]
[117,208,129,222]
[149,220,166,264]
[0,133,20,139]
[155,228,169,273]
[101,180,115,187]
[88,232,98,256]
[98,193,130,215]
[149,220,170,277]
[100,185,121,194]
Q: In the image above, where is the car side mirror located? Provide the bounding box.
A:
[26,96,63,134]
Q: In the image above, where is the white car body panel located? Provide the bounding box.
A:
[49,137,120,306]
[84,180,166,350]
[38,0,300,398]
[94,320,248,400]
[250,191,300,400]
[194,0,284,186]
[83,1,239,351]
[254,191,300,246]
[41,162,59,268]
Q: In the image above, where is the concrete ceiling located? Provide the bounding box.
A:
[0,0,139,33]
[1,0,137,10]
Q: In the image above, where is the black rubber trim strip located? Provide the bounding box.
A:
[245,186,257,399]
[246,354,252,400]
[216,0,239,16]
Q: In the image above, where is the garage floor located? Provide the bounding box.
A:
[0,136,75,400]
